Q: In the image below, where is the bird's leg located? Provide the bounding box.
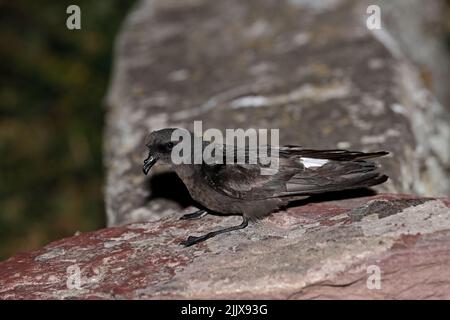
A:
[180,209,207,220]
[181,216,249,247]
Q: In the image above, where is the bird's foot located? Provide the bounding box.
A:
[180,216,249,247]
[180,234,211,247]
[179,209,207,220]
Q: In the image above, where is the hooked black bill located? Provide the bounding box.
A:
[143,152,157,175]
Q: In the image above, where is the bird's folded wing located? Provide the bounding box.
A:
[201,162,291,200]
[201,143,292,200]
[201,145,388,200]
[280,146,388,161]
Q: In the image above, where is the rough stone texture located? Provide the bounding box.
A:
[1,194,449,299]
[104,0,450,226]
[378,0,450,110]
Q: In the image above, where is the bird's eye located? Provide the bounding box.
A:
[166,142,174,151]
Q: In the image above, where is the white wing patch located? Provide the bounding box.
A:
[300,157,328,168]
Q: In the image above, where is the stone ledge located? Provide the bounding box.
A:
[104,0,450,226]
[1,193,449,299]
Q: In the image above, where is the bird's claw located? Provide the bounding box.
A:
[180,235,205,247]
[179,210,207,220]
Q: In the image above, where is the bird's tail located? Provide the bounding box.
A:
[279,155,389,197]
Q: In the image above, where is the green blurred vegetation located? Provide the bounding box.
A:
[0,0,135,259]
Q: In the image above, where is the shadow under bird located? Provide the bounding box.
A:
[143,128,389,246]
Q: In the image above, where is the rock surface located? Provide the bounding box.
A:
[104,0,450,226]
[378,0,450,110]
[1,194,450,299]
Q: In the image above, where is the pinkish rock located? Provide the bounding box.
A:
[1,194,449,299]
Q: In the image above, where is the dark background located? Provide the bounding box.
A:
[0,0,135,259]
[0,1,449,261]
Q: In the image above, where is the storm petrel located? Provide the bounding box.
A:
[143,128,388,246]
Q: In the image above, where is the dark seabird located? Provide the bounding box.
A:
[143,128,388,246]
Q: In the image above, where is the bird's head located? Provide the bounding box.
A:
[143,128,185,175]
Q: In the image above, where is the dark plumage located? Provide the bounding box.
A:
[143,128,389,246]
